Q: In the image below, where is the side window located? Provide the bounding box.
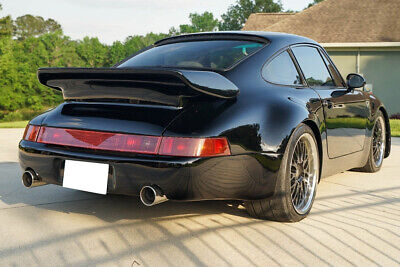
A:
[319,49,346,87]
[291,46,335,87]
[262,51,302,86]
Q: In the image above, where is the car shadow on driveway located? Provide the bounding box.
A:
[1,151,400,266]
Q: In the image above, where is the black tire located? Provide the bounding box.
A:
[360,111,386,173]
[244,124,319,222]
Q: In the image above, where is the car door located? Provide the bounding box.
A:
[291,45,369,158]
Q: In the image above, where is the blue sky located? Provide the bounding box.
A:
[0,0,313,44]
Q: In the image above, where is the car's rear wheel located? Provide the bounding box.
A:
[244,124,319,222]
[360,111,386,173]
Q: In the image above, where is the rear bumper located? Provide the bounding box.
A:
[19,140,281,201]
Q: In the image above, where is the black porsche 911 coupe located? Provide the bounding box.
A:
[19,31,391,222]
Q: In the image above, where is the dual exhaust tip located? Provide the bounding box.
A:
[22,169,167,206]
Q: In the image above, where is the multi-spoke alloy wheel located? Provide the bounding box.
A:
[372,116,386,168]
[359,111,387,173]
[290,133,318,214]
[244,124,319,222]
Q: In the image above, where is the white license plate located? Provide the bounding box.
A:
[63,160,109,195]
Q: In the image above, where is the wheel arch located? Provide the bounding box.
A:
[378,106,391,158]
[303,120,323,182]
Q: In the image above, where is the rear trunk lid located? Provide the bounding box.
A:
[42,102,182,136]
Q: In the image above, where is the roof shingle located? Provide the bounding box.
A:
[243,0,400,43]
[242,13,294,31]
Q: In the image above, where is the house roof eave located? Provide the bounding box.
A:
[321,42,400,48]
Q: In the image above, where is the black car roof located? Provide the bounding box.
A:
[154,31,319,47]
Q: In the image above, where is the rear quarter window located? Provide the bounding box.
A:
[262,51,302,86]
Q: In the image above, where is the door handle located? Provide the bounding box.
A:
[322,100,333,109]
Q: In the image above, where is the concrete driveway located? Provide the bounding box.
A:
[0,129,399,266]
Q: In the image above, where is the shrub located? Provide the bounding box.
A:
[390,113,400,120]
[0,107,52,122]
[1,112,24,122]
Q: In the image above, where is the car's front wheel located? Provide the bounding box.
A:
[244,124,319,222]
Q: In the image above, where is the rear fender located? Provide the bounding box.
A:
[164,92,322,156]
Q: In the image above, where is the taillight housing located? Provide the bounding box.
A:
[159,137,230,157]
[30,126,231,157]
[23,125,40,142]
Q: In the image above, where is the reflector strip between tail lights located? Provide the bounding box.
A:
[37,127,161,154]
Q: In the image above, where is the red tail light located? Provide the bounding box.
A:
[23,125,40,142]
[32,126,231,157]
[159,137,230,157]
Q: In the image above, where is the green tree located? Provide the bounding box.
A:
[123,32,167,58]
[9,32,68,111]
[306,0,324,8]
[0,14,12,36]
[76,37,108,67]
[219,0,283,31]
[108,40,126,66]
[13,14,62,39]
[0,36,21,112]
[0,6,173,120]
[0,4,13,37]
[170,12,219,35]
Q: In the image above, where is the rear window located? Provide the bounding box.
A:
[118,40,265,70]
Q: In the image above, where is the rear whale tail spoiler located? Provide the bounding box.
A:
[37,67,239,106]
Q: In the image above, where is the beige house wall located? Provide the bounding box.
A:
[326,48,400,115]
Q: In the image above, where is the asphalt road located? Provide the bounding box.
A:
[0,129,399,266]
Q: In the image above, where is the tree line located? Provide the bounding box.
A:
[0,0,321,121]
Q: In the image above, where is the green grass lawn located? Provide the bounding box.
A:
[0,120,28,128]
[1,119,400,137]
[390,119,400,137]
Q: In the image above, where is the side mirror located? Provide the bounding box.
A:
[346,73,366,90]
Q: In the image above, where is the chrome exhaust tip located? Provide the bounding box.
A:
[22,169,46,188]
[140,185,168,206]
